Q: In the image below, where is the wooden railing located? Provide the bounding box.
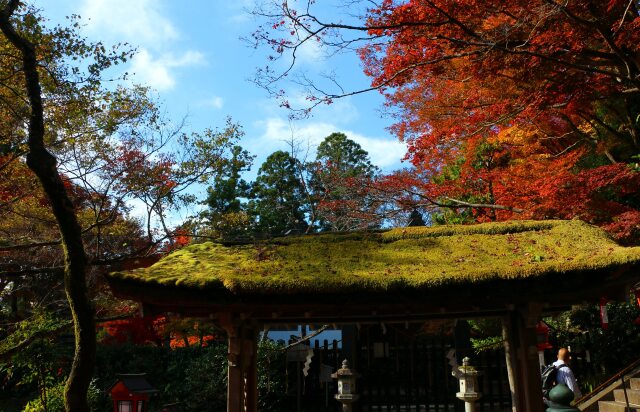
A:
[574,356,640,409]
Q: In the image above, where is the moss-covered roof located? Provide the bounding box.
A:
[107,220,640,299]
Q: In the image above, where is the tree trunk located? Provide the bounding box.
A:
[0,2,96,411]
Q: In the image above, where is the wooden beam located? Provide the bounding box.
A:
[122,273,635,320]
[503,306,545,412]
[108,264,639,316]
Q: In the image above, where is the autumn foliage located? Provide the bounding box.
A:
[99,316,165,346]
[355,0,640,242]
[252,0,640,241]
[98,315,216,349]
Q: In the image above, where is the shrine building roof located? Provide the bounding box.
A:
[107,220,640,305]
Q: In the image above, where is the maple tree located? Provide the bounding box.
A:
[310,132,381,231]
[98,312,218,349]
[252,0,640,242]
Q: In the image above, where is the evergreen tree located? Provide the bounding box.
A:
[248,150,307,237]
[201,145,254,238]
[315,132,377,178]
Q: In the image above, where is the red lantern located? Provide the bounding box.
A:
[535,321,552,351]
[599,297,609,330]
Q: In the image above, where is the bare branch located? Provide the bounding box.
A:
[440,197,524,213]
[280,325,329,351]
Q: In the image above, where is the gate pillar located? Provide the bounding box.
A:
[221,314,259,412]
[503,305,545,412]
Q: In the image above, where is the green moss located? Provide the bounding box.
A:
[108,220,640,295]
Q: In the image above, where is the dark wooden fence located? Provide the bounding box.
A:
[281,325,512,412]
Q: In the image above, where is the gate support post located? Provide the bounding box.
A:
[243,334,258,412]
[502,304,544,412]
[221,314,259,412]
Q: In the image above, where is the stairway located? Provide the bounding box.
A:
[598,378,640,412]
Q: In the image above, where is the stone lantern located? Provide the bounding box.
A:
[453,357,481,412]
[332,359,360,412]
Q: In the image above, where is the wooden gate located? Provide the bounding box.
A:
[282,324,512,412]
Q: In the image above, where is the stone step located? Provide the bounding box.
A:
[631,378,640,391]
[614,388,640,405]
[599,400,640,412]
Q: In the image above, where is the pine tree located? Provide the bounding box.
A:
[248,150,307,236]
[202,145,254,239]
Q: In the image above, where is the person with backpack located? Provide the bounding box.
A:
[542,348,582,403]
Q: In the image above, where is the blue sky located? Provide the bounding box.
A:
[45,1,408,178]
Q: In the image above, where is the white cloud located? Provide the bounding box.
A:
[79,0,205,91]
[81,0,179,45]
[226,0,254,23]
[258,91,360,124]
[256,117,406,170]
[198,96,225,109]
[130,49,205,91]
[350,132,407,169]
[296,36,323,64]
